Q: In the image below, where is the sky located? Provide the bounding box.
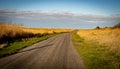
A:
[0,0,120,29]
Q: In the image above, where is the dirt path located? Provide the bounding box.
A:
[0,33,84,69]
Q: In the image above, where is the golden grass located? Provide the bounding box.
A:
[77,28,120,55]
[0,22,73,45]
[0,23,23,38]
[23,28,73,34]
[0,23,35,45]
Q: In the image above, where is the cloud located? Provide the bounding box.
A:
[0,9,120,28]
[0,10,119,20]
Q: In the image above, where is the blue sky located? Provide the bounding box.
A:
[0,0,120,29]
[0,0,120,15]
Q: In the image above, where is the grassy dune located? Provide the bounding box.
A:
[73,28,120,69]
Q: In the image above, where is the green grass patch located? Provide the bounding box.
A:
[0,34,58,58]
[72,33,120,69]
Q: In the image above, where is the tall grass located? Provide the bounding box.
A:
[77,28,120,55]
[0,23,35,44]
[0,22,73,57]
[72,33,120,69]
[74,27,120,69]
[0,22,73,47]
[23,28,73,34]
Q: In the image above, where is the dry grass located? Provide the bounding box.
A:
[23,28,73,34]
[0,23,23,38]
[77,28,120,55]
[0,22,73,45]
[0,22,73,57]
[0,23,35,44]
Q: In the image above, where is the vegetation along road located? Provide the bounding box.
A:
[0,33,84,69]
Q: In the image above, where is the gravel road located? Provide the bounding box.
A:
[0,33,84,69]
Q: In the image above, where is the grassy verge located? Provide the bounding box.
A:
[72,33,120,69]
[0,34,58,58]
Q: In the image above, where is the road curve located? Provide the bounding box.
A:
[0,33,84,69]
